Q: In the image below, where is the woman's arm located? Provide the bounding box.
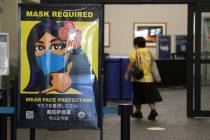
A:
[124,61,133,80]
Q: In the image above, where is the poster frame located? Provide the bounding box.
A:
[17,3,103,130]
[134,22,167,47]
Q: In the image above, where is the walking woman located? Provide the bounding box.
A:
[124,37,162,120]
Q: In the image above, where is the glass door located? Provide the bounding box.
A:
[188,3,210,117]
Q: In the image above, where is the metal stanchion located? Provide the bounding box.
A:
[10,79,17,140]
[0,89,4,140]
[30,128,36,140]
[0,89,7,140]
[118,104,133,140]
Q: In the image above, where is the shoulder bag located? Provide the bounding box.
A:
[131,50,144,80]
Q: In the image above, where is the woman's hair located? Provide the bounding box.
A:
[24,20,64,91]
[133,37,146,48]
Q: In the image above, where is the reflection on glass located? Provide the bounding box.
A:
[201,64,210,110]
[201,14,210,111]
[201,13,210,59]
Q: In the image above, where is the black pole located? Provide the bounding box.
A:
[187,3,195,117]
[99,4,104,140]
[100,72,104,140]
[10,79,17,140]
[118,104,132,140]
[0,89,7,140]
[103,55,107,107]
[119,59,122,100]
[30,128,36,140]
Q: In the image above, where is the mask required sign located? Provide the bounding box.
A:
[18,4,102,129]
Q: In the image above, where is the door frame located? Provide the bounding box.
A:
[187,2,210,117]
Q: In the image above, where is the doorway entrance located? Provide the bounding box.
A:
[188,2,210,117]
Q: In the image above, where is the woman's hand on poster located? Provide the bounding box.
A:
[41,62,72,93]
[66,29,82,50]
[59,21,82,51]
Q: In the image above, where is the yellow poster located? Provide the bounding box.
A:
[18,4,101,129]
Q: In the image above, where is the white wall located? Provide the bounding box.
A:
[105,4,188,57]
[0,0,3,33]
[0,13,2,31]
[1,0,19,67]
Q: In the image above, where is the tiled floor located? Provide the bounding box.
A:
[10,88,210,140]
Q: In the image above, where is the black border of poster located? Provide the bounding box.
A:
[17,4,103,130]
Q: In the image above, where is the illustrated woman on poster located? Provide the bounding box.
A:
[24,21,95,93]
[23,20,98,128]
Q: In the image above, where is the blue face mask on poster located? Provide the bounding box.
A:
[35,51,67,75]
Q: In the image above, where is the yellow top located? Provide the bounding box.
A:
[129,48,154,82]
